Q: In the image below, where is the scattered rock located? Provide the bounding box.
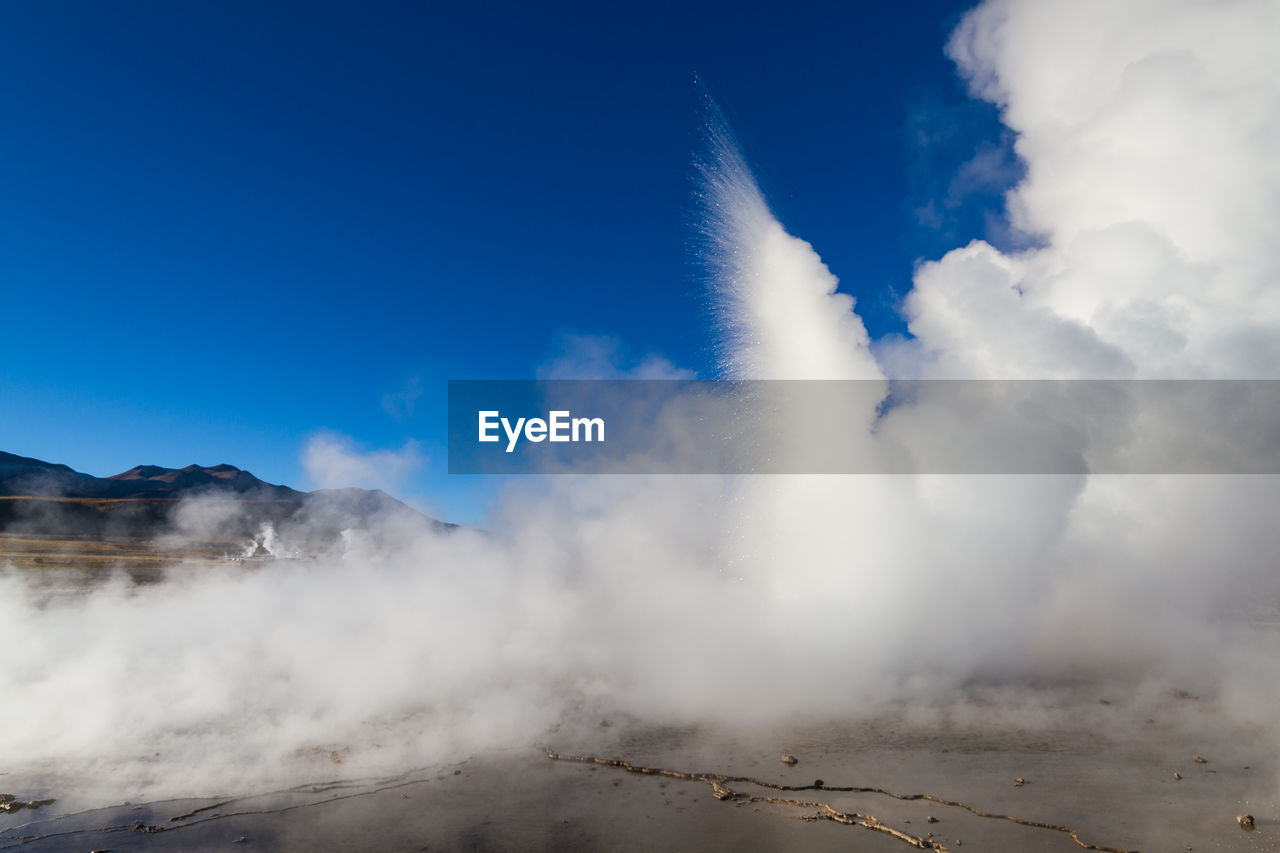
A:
[0,794,56,813]
[1014,777,1027,787]
[1237,814,1254,831]
[1173,771,1182,780]
[1193,756,1207,764]
[232,836,249,844]
[813,779,824,787]
[927,815,939,824]
[780,754,799,766]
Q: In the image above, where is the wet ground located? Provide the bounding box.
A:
[3,694,1275,853]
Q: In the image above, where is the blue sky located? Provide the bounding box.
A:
[0,1,1015,523]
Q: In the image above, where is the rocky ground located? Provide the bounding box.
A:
[2,694,1275,852]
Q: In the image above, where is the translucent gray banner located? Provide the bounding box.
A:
[447,380,1280,474]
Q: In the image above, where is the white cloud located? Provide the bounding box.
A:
[535,332,695,380]
[894,0,1280,378]
[301,432,422,493]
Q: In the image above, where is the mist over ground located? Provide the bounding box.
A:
[2,0,1278,814]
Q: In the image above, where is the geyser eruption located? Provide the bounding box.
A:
[698,103,882,383]
[1,0,1278,827]
[698,100,1090,690]
[694,0,1280,754]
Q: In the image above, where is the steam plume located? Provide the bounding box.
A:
[2,0,1278,811]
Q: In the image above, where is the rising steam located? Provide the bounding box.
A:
[2,0,1279,810]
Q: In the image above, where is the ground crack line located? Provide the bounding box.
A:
[544,747,1139,853]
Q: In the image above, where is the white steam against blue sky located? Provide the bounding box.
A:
[1,0,1278,811]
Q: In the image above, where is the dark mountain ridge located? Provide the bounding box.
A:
[0,451,302,500]
[0,451,451,542]
[105,462,302,499]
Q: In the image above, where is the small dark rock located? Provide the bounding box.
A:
[0,794,55,814]
[927,816,939,824]
[1237,814,1255,831]
[780,754,799,766]
[813,779,824,787]
[1173,771,1182,780]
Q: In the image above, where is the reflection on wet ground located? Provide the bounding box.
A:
[3,694,1275,852]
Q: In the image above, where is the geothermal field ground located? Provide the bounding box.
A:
[1,531,1278,852]
[2,676,1278,852]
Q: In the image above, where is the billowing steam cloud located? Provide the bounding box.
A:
[882,0,1280,380]
[302,432,424,493]
[2,0,1278,810]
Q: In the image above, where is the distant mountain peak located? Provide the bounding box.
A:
[111,465,171,480]
[0,449,454,541]
[0,455,298,500]
[97,462,298,498]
